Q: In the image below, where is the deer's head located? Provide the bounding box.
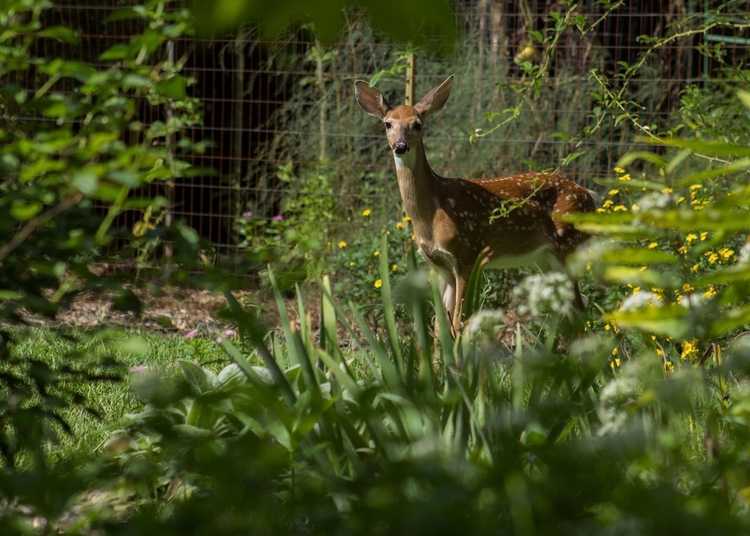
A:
[354,75,454,158]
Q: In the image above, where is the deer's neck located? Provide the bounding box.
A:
[393,142,438,240]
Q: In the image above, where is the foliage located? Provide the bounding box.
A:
[329,210,413,307]
[189,0,456,52]
[236,163,335,288]
[0,0,209,528]
[49,226,750,534]
[5,1,750,534]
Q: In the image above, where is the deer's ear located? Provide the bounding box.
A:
[354,81,389,119]
[415,75,454,117]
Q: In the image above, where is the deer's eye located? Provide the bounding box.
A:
[413,122,422,131]
[384,121,392,130]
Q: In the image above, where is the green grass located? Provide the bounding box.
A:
[8,326,229,460]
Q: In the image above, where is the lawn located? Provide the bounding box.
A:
[7,327,228,460]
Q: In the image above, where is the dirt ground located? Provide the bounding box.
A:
[26,286,248,337]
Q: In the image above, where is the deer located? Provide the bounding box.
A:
[354,75,595,334]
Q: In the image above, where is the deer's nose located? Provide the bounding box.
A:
[394,141,409,154]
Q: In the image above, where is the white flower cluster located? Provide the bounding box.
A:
[465,309,506,347]
[619,291,663,312]
[678,293,707,309]
[597,375,640,435]
[513,272,575,318]
[738,241,750,265]
[635,192,673,212]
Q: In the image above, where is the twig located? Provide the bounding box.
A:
[0,193,83,265]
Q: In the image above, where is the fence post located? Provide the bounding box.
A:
[405,52,416,105]
[164,39,175,259]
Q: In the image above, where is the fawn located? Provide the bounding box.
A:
[355,75,595,333]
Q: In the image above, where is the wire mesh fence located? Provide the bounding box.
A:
[24,1,750,274]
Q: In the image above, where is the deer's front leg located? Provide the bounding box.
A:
[452,273,467,335]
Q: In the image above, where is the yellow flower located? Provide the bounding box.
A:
[391,263,399,272]
[700,232,708,241]
[664,360,674,373]
[689,184,702,191]
[602,199,614,209]
[613,204,627,212]
[690,263,700,273]
[402,215,412,224]
[610,358,622,369]
[676,196,685,205]
[338,240,348,249]
[361,208,372,217]
[656,347,665,358]
[678,245,688,255]
[618,174,632,182]
[631,203,640,211]
[685,233,698,244]
[647,242,658,249]
[631,286,641,294]
[613,166,625,174]
[651,287,664,295]
[703,286,717,299]
[596,208,606,213]
[681,340,698,360]
[374,279,383,289]
[396,222,405,230]
[705,251,719,264]
[719,247,734,261]
[682,282,694,293]
[611,347,619,356]
[372,250,380,257]
[661,187,673,194]
[608,189,620,196]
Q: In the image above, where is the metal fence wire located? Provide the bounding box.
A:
[33,1,750,272]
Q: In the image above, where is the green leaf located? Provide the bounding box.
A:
[38,26,79,44]
[156,75,188,99]
[603,266,680,288]
[179,360,212,394]
[72,168,99,195]
[677,158,750,186]
[100,44,131,61]
[607,305,691,339]
[600,248,679,265]
[617,151,668,169]
[710,305,750,338]
[642,137,750,158]
[11,200,42,221]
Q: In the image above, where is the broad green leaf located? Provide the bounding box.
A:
[100,44,131,61]
[600,248,678,265]
[11,200,42,221]
[38,26,78,44]
[603,266,680,287]
[710,305,750,337]
[677,158,750,186]
[72,168,99,195]
[617,151,668,169]
[643,137,750,158]
[156,75,188,99]
[607,305,690,339]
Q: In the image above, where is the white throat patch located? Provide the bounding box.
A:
[393,150,416,170]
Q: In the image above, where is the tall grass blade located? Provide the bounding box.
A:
[378,234,403,377]
[222,291,296,403]
[268,268,321,399]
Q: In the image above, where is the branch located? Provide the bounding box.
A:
[0,193,84,265]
